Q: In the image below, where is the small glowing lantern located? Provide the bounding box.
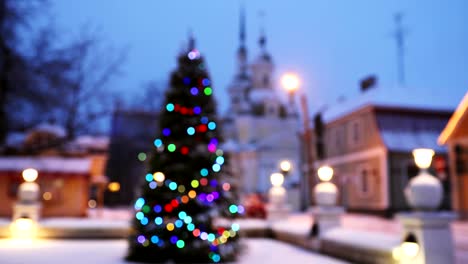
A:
[401,233,419,259]
[108,182,121,192]
[22,168,38,182]
[280,160,292,174]
[10,216,36,239]
[270,173,284,187]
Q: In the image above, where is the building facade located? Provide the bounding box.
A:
[106,109,159,205]
[311,87,453,215]
[222,9,301,210]
[439,92,468,219]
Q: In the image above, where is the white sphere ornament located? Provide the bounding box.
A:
[314,182,338,206]
[270,173,284,187]
[405,171,443,210]
[18,182,40,202]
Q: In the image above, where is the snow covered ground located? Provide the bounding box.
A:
[0,238,348,264]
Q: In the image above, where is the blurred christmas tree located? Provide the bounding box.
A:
[126,35,241,263]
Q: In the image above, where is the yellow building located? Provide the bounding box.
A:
[439,92,468,219]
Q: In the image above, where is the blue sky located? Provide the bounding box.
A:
[49,0,468,114]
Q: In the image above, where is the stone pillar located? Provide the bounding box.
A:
[309,166,344,250]
[266,186,290,221]
[396,149,457,264]
[13,181,41,222]
[397,212,456,264]
[310,206,344,237]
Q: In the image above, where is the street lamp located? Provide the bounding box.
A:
[281,72,314,210]
[281,73,300,105]
[279,160,292,176]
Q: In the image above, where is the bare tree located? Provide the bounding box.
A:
[47,27,126,139]
[0,0,47,142]
[130,80,164,112]
[1,0,126,142]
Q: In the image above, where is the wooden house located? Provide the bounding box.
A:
[439,92,468,219]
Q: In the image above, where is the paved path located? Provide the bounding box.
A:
[0,238,348,264]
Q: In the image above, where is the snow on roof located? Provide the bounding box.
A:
[322,86,459,123]
[73,135,109,149]
[34,123,66,138]
[381,130,447,153]
[5,132,26,147]
[0,157,92,174]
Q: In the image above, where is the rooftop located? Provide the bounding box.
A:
[322,86,461,123]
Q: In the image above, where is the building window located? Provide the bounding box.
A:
[362,170,369,193]
[348,120,362,148]
[356,164,377,198]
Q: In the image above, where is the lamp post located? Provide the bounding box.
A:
[281,73,314,210]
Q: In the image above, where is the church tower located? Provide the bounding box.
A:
[227,6,251,115]
[250,28,273,90]
[248,24,281,117]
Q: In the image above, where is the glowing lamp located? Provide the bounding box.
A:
[318,166,333,182]
[401,233,419,259]
[108,182,121,192]
[10,216,36,239]
[412,148,435,169]
[281,73,300,92]
[270,173,284,187]
[22,168,38,182]
[279,160,292,173]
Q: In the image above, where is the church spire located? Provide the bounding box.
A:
[239,4,246,47]
[258,10,266,52]
[237,5,247,77]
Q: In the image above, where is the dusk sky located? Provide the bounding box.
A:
[49,0,467,114]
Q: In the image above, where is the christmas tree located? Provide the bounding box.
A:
[126,36,241,263]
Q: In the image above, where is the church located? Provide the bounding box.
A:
[222,9,301,211]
